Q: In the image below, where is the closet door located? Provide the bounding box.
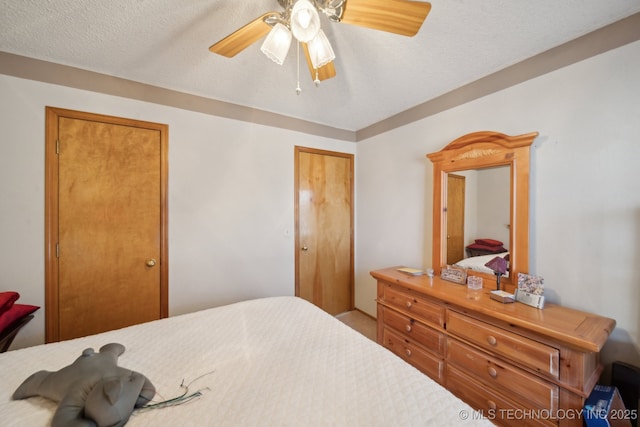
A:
[45,107,168,342]
[295,147,354,315]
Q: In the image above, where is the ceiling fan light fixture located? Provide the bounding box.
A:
[260,23,292,65]
[307,29,335,69]
[290,0,321,42]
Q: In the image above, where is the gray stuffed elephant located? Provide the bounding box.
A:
[13,343,155,427]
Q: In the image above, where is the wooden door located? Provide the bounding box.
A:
[446,174,465,264]
[295,147,353,315]
[45,107,168,342]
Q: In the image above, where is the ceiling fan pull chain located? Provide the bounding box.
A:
[296,42,302,95]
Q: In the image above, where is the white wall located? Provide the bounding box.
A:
[0,75,355,348]
[355,40,640,368]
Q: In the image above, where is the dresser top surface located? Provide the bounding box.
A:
[372,267,615,352]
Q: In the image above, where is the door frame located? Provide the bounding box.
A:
[44,107,169,342]
[293,146,354,310]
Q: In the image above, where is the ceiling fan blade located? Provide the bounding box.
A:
[340,0,431,36]
[209,13,276,58]
[302,43,337,82]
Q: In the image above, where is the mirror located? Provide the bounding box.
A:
[446,166,510,266]
[427,131,537,292]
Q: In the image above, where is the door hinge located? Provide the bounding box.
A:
[56,243,59,258]
[56,139,60,154]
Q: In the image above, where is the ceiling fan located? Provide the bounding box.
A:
[209,0,432,89]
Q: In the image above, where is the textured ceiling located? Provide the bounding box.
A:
[1,0,639,132]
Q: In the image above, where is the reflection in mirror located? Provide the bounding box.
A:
[427,131,538,292]
[447,166,511,276]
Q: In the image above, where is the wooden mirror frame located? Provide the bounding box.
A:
[427,131,538,293]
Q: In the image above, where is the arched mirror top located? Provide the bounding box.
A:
[427,131,538,293]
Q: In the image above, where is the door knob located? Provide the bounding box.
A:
[146,259,157,267]
[301,246,309,251]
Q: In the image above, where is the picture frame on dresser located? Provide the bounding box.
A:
[440,266,467,284]
[515,272,546,309]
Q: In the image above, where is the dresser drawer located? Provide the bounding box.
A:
[447,365,554,427]
[382,284,444,328]
[447,310,559,378]
[383,328,444,383]
[382,306,445,355]
[448,338,558,411]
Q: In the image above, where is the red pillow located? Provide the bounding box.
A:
[0,291,20,315]
[466,243,507,253]
[475,238,503,247]
[0,304,39,334]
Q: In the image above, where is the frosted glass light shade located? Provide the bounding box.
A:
[290,0,321,42]
[307,29,335,69]
[260,23,292,65]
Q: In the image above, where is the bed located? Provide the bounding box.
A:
[0,296,493,426]
[455,252,510,277]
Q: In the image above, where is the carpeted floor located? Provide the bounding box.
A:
[336,310,377,342]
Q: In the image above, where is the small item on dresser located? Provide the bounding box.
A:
[396,267,424,276]
[426,268,434,278]
[440,266,467,285]
[484,256,508,290]
[466,276,483,300]
[489,290,515,303]
[515,273,545,309]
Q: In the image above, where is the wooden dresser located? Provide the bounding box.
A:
[372,267,615,427]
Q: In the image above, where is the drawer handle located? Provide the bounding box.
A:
[405,348,412,357]
[487,400,497,410]
[405,324,412,332]
[487,335,497,346]
[405,300,413,308]
[488,367,498,378]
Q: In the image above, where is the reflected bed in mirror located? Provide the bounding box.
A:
[427,131,538,293]
[455,252,510,277]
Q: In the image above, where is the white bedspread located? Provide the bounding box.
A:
[455,253,510,277]
[1,296,493,426]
